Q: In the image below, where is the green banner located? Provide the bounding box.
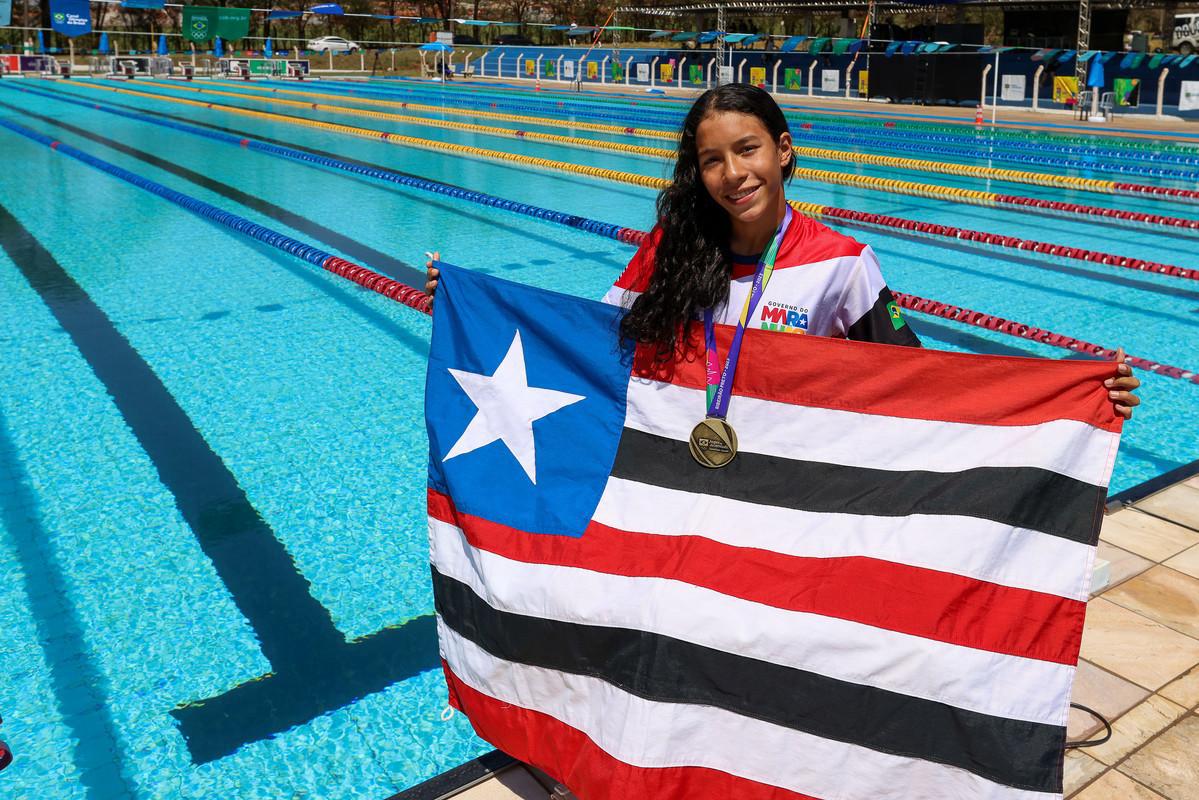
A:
[543,59,555,77]
[611,62,623,82]
[689,64,702,85]
[182,6,251,42]
[784,67,802,90]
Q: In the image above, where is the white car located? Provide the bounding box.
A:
[307,36,360,54]
[1174,14,1198,55]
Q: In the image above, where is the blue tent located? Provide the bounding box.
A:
[157,34,167,55]
[264,37,273,57]
[214,36,223,57]
[1087,54,1105,88]
[98,32,109,53]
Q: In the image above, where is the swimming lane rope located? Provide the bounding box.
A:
[170,79,1199,207]
[0,117,430,313]
[279,79,1199,185]
[59,81,1199,282]
[5,100,1195,382]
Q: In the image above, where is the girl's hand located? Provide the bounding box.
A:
[425,250,440,308]
[1107,347,1141,420]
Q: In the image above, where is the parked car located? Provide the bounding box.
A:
[494,34,534,46]
[1174,14,1199,54]
[453,33,481,45]
[306,36,360,54]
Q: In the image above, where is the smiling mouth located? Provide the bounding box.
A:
[726,186,760,205]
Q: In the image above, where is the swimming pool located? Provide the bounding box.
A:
[0,75,1195,799]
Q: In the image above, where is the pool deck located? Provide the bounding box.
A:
[436,472,1199,800]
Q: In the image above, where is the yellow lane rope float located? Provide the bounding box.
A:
[190,78,1120,196]
[63,80,1199,284]
[128,80,1003,209]
[164,78,677,139]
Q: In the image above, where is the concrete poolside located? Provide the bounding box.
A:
[435,473,1199,800]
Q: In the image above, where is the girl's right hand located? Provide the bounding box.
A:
[424,250,440,307]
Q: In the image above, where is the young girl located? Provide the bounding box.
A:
[425,83,1140,417]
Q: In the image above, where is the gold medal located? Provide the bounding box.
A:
[689,418,738,468]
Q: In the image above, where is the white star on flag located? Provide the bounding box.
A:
[443,330,585,484]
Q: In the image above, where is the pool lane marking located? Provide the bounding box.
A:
[0,224,138,797]
[0,117,442,764]
[151,78,1199,210]
[0,98,426,288]
[11,91,1198,385]
[59,81,1199,283]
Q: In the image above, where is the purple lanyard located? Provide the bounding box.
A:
[703,206,793,419]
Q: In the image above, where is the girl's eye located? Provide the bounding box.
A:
[741,145,758,155]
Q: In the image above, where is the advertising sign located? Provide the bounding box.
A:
[784,67,801,90]
[183,6,251,42]
[586,61,597,80]
[749,66,765,87]
[562,59,574,79]
[821,69,840,93]
[1000,74,1025,101]
[636,62,649,82]
[1113,77,1141,106]
[50,0,92,38]
[1180,81,1199,111]
[1052,76,1078,105]
[689,64,703,85]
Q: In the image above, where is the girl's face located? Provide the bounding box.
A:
[695,111,792,232]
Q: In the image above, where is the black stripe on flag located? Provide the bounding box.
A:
[433,569,1066,794]
[612,428,1103,544]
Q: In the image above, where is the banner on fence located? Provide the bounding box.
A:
[1001,74,1026,101]
[183,6,251,42]
[821,69,840,92]
[50,0,92,37]
[784,67,801,90]
[1113,77,1141,106]
[749,66,765,87]
[1053,76,1079,104]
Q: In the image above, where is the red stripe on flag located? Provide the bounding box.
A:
[443,662,821,800]
[429,491,1085,665]
[633,325,1122,432]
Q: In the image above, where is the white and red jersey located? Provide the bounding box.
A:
[603,215,920,347]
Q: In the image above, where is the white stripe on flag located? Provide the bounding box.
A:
[593,477,1094,600]
[440,621,1058,800]
[429,518,1075,726]
[626,379,1116,486]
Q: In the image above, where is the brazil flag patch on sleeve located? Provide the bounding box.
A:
[887,300,906,330]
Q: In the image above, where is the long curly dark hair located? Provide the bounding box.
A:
[619,83,794,360]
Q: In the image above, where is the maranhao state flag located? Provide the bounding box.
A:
[425,264,1122,800]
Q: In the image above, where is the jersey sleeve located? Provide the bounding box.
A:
[836,245,921,348]
[601,227,662,309]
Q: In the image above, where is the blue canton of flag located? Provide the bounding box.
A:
[425,264,631,536]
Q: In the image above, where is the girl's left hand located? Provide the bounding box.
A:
[1107,348,1141,420]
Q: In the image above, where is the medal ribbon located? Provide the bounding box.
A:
[704,206,793,417]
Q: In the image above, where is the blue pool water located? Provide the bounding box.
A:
[0,75,1196,799]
